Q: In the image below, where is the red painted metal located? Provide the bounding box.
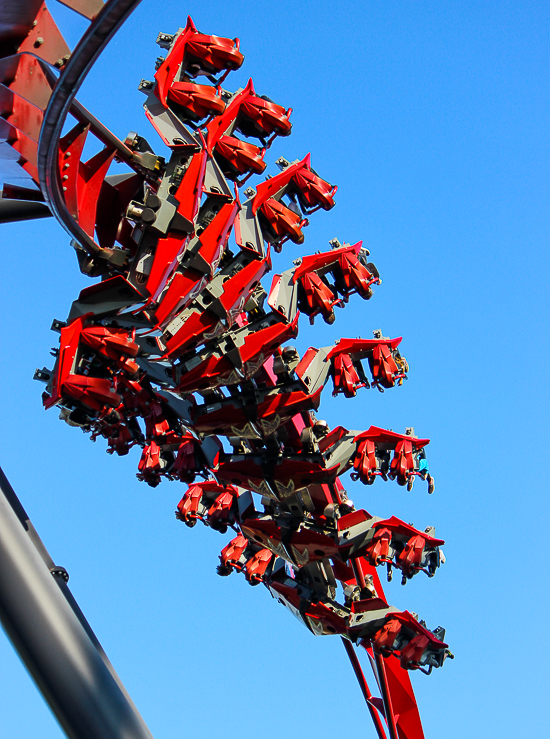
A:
[167,81,225,121]
[154,16,243,107]
[0,6,453,737]
[375,650,400,739]
[342,638,387,739]
[17,2,70,66]
[56,0,105,21]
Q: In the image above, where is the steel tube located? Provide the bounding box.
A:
[351,557,367,591]
[37,0,143,260]
[69,98,160,186]
[341,638,387,739]
[71,97,138,163]
[0,467,154,739]
[0,196,51,222]
[374,650,399,739]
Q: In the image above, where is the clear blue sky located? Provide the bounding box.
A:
[1,1,549,737]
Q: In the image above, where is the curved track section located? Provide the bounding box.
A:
[1,5,453,739]
[37,0,142,261]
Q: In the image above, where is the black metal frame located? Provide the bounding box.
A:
[0,467,155,739]
[0,3,156,737]
[37,0,143,262]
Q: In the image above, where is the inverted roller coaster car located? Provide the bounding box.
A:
[155,16,244,105]
[11,7,452,737]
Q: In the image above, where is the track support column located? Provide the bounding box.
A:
[0,466,155,739]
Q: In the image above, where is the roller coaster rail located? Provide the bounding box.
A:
[0,2,452,738]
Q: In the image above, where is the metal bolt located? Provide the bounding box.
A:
[124,131,140,150]
[35,37,44,46]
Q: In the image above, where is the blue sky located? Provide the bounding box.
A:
[1,1,549,737]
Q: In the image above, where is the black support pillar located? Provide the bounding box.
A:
[0,466,155,739]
